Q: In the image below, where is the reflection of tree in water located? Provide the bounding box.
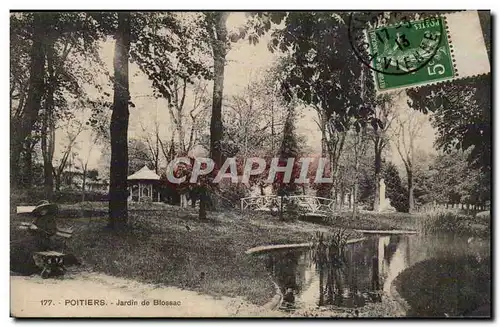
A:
[265,235,411,310]
[312,234,397,308]
[348,238,378,294]
[312,230,350,306]
[385,235,400,262]
[266,250,302,304]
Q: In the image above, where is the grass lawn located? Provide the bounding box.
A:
[301,210,419,231]
[10,202,418,306]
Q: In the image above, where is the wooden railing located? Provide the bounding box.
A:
[240,195,336,216]
[415,202,490,213]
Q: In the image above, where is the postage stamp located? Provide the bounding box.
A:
[348,11,490,92]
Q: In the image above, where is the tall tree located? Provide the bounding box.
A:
[52,119,85,192]
[205,12,229,169]
[11,12,107,191]
[10,13,46,186]
[165,78,211,155]
[370,93,397,211]
[393,109,427,213]
[223,75,287,157]
[274,105,302,220]
[108,12,131,229]
[269,13,383,203]
[129,12,214,220]
[350,128,369,218]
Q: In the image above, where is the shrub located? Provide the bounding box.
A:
[476,211,491,224]
[283,199,306,221]
[216,183,249,209]
[12,188,108,205]
[419,211,469,236]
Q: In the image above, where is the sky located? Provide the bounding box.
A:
[53,12,437,177]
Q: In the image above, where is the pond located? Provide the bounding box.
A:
[260,233,490,315]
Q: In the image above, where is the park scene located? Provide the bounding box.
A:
[10,11,491,318]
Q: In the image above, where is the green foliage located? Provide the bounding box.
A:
[418,211,490,237]
[395,255,490,317]
[407,74,491,174]
[358,160,408,212]
[10,12,109,138]
[383,162,409,212]
[274,107,302,196]
[270,12,382,132]
[419,211,468,235]
[282,199,306,221]
[421,150,490,205]
[129,13,213,104]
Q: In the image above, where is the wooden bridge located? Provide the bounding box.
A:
[240,195,336,217]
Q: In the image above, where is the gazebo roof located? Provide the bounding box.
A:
[128,165,160,181]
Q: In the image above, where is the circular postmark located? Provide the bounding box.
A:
[348,12,444,76]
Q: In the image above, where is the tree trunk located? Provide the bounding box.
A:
[209,12,228,169]
[42,40,56,200]
[203,12,228,220]
[408,169,414,213]
[41,129,54,198]
[373,141,382,212]
[155,129,159,174]
[317,115,333,198]
[198,187,207,219]
[318,263,324,306]
[352,185,358,219]
[11,13,46,186]
[81,166,87,202]
[108,13,131,230]
[279,195,284,221]
[54,172,61,193]
[21,138,34,187]
[339,187,345,210]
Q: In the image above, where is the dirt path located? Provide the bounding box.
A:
[11,272,283,318]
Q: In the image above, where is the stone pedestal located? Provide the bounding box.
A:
[378,179,386,213]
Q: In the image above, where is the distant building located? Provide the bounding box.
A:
[127,165,161,202]
[85,180,109,194]
[60,168,108,193]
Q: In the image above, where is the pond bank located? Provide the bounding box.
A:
[245,237,367,254]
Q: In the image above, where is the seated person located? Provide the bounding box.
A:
[30,201,59,250]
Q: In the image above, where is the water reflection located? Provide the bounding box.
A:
[264,234,489,312]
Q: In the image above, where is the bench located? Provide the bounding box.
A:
[33,251,66,279]
[18,222,74,239]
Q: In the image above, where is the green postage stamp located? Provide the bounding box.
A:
[349,11,490,92]
[367,16,454,91]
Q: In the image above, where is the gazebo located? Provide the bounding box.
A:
[127,165,161,202]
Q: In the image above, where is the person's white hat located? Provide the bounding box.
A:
[16,200,58,216]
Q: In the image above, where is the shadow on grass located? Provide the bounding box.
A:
[394,255,491,317]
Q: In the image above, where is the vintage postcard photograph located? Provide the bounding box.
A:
[9,10,491,318]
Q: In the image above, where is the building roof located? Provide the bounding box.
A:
[127,165,160,181]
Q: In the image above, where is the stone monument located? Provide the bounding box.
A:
[378,178,396,213]
[379,178,386,212]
